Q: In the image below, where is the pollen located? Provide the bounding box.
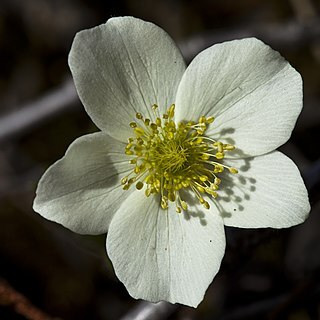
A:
[121,104,238,212]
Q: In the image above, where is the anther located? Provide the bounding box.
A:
[150,123,157,131]
[180,201,188,211]
[121,177,128,185]
[134,166,140,174]
[168,104,175,118]
[215,152,224,159]
[168,192,176,202]
[197,186,205,193]
[123,184,130,190]
[136,181,144,190]
[134,127,145,136]
[136,112,143,119]
[224,144,235,150]
[156,117,162,127]
[203,201,210,209]
[161,196,168,209]
[199,116,206,123]
[229,167,238,174]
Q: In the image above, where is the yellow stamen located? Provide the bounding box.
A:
[122,104,237,211]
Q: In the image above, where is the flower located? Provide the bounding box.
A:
[33,16,310,307]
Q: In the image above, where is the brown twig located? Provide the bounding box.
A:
[0,278,59,320]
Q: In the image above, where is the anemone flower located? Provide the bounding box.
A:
[33,16,310,307]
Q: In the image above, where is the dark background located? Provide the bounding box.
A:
[0,0,320,319]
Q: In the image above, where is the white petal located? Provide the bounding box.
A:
[106,190,225,307]
[69,16,186,142]
[218,151,310,228]
[33,132,132,234]
[175,38,302,157]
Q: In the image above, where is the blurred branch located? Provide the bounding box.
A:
[119,301,177,320]
[0,278,58,320]
[180,19,320,62]
[0,19,320,145]
[0,79,78,144]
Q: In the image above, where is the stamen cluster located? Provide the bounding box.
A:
[121,104,238,212]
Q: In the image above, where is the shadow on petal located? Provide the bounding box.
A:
[215,157,257,219]
[180,190,208,226]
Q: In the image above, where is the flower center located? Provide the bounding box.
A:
[121,104,238,212]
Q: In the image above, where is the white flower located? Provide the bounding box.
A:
[33,17,310,307]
